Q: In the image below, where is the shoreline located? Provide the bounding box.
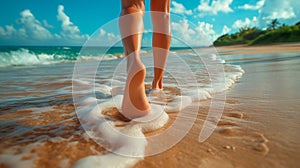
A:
[135,43,300,167]
[215,42,300,55]
[0,43,299,167]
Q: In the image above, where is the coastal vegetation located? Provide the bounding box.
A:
[214,19,300,46]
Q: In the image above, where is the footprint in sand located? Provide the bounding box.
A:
[217,121,238,127]
[216,119,269,155]
[101,107,131,127]
[225,112,244,119]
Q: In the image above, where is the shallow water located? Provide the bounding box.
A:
[221,52,300,168]
[0,47,245,167]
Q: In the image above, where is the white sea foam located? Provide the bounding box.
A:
[0,44,247,168]
[78,54,121,61]
[164,96,193,113]
[0,48,56,67]
[0,48,121,67]
[0,154,35,168]
[0,142,42,168]
[95,83,112,95]
[73,94,171,168]
[73,154,140,168]
[71,50,245,168]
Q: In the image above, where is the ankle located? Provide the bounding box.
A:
[128,61,146,76]
[152,80,162,90]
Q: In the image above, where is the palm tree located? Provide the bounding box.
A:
[268,19,280,30]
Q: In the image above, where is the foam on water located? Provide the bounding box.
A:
[164,96,193,113]
[0,47,245,167]
[0,153,35,168]
[71,49,245,168]
[72,94,172,168]
[0,48,121,67]
[0,47,152,67]
[0,142,42,168]
[0,48,56,67]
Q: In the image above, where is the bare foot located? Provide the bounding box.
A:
[121,59,150,119]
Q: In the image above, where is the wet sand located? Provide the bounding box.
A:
[0,43,300,167]
[134,43,300,168]
[216,43,300,55]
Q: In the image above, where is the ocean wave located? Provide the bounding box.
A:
[0,48,245,168]
[0,48,122,67]
[0,48,57,67]
[78,54,124,61]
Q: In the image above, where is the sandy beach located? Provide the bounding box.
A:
[135,43,300,168]
[0,43,300,168]
[216,43,300,55]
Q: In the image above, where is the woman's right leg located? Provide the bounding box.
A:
[151,0,171,90]
[119,0,150,119]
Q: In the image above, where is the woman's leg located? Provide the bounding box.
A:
[119,0,150,119]
[151,0,171,89]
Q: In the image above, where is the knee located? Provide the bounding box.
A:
[119,4,145,37]
[152,12,171,34]
[121,4,145,16]
[152,12,170,25]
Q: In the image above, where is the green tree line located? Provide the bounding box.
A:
[213,19,300,46]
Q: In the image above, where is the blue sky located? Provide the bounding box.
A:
[0,0,299,46]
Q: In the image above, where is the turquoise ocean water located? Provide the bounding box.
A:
[0,46,191,67]
[0,45,246,167]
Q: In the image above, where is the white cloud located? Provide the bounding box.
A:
[0,5,90,45]
[99,29,106,36]
[57,5,89,42]
[0,25,17,38]
[107,32,120,41]
[255,0,300,28]
[238,0,265,10]
[86,28,121,46]
[19,9,53,40]
[172,19,196,44]
[232,17,259,29]
[265,10,295,20]
[260,0,296,20]
[171,1,192,15]
[196,0,233,16]
[171,19,232,46]
[171,19,218,46]
[196,21,218,40]
[0,9,53,41]
[221,25,231,35]
[236,0,299,30]
[43,20,54,28]
[238,0,299,22]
